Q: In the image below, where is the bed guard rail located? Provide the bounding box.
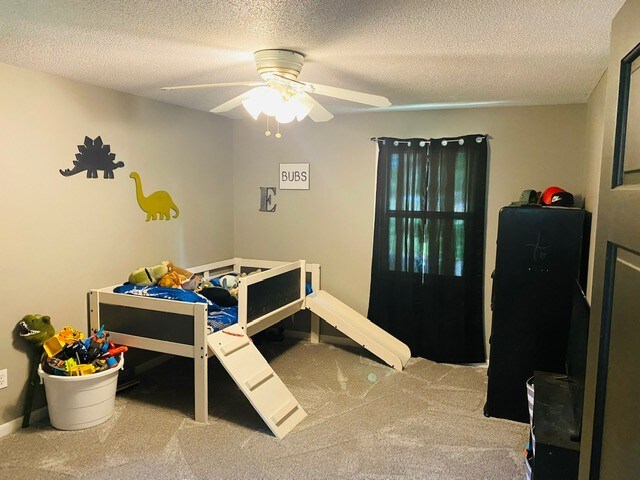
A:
[237,260,306,336]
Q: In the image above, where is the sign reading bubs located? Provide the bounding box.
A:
[279,163,310,190]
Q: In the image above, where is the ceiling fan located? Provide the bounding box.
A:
[161,49,392,124]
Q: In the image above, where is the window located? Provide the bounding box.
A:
[385,146,476,277]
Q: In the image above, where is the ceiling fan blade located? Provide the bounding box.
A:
[299,92,334,122]
[210,88,261,113]
[162,81,264,91]
[271,74,391,108]
[305,82,391,107]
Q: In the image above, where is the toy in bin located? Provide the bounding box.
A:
[41,325,128,377]
[17,315,128,430]
[37,325,126,431]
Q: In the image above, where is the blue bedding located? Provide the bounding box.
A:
[113,275,313,334]
[113,284,238,333]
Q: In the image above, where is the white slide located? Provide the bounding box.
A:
[207,324,307,439]
[306,290,411,371]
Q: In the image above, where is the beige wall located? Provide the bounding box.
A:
[232,104,588,355]
[0,60,594,429]
[584,72,608,301]
[0,62,234,425]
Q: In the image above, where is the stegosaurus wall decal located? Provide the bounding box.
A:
[59,136,124,179]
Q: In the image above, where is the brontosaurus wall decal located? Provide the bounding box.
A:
[130,172,180,221]
[60,136,124,178]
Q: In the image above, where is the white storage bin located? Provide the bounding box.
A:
[526,376,536,456]
[526,376,535,427]
[38,356,124,430]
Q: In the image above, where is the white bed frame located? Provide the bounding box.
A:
[89,258,321,424]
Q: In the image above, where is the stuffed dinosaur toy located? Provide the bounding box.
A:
[17,314,56,428]
[18,314,55,348]
[128,261,170,286]
[128,261,194,287]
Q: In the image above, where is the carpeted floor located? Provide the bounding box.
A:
[0,339,528,479]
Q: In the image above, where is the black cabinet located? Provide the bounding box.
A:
[532,372,581,479]
[484,206,590,423]
[531,280,590,479]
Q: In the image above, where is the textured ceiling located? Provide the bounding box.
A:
[0,0,625,118]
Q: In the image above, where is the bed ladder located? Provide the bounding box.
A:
[207,324,307,439]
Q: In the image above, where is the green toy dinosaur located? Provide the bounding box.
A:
[17,314,56,428]
[128,261,170,286]
[18,314,55,348]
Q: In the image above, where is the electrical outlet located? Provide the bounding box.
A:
[0,369,7,389]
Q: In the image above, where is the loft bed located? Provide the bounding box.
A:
[89,257,410,438]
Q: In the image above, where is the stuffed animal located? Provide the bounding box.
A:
[167,261,192,278]
[218,274,239,290]
[17,314,57,428]
[182,273,201,291]
[128,261,170,286]
[158,261,194,288]
[158,270,184,288]
[182,274,214,292]
[18,314,55,348]
[219,270,262,298]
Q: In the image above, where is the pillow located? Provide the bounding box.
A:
[199,287,238,308]
[211,274,239,289]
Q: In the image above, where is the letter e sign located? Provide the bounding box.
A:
[259,187,276,212]
[279,163,310,190]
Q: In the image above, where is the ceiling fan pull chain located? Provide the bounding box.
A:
[275,122,282,139]
[265,115,271,136]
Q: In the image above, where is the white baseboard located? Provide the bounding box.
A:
[288,331,489,364]
[0,354,173,440]
[0,406,48,439]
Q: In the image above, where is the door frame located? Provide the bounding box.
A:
[581,1,640,479]
[588,242,617,479]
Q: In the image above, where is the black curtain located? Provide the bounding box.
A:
[367,135,487,363]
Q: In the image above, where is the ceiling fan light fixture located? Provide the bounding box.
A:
[241,85,312,123]
[273,94,312,123]
[275,109,296,124]
[262,87,285,117]
[241,95,262,120]
[290,96,313,121]
[240,86,278,118]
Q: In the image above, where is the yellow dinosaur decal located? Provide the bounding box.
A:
[130,172,179,221]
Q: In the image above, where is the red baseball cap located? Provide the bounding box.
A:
[541,186,574,206]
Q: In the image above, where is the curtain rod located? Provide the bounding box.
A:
[370,136,485,146]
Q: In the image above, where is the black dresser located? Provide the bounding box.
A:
[531,372,581,479]
[531,278,589,479]
[484,206,590,423]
